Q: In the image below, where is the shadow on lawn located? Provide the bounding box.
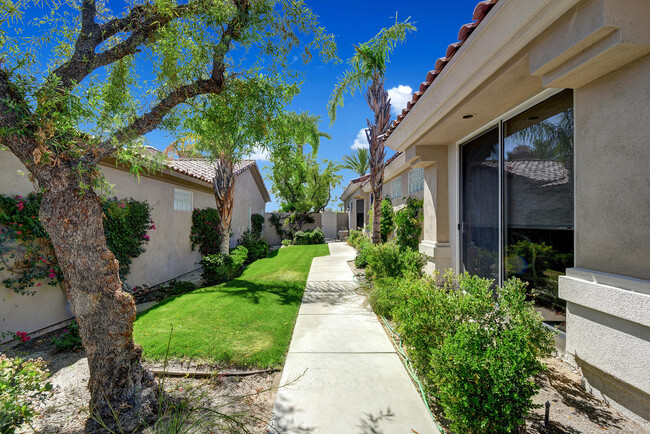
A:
[197,278,306,306]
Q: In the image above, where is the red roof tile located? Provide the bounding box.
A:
[385,0,499,140]
[166,158,255,184]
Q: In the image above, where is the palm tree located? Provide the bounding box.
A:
[342,148,370,176]
[328,19,415,243]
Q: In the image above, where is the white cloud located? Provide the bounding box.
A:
[246,146,270,161]
[351,128,369,150]
[387,85,413,117]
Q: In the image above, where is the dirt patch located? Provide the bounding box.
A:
[525,357,648,433]
[6,332,281,433]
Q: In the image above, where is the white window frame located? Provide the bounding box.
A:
[392,176,402,199]
[408,167,424,194]
[173,188,193,212]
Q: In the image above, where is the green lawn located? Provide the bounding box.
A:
[133,244,329,368]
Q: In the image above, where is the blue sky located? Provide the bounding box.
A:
[13,0,483,211]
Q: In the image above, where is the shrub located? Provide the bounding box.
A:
[0,355,52,433]
[354,242,372,268]
[0,193,153,294]
[102,197,154,278]
[237,229,269,263]
[393,273,554,433]
[200,246,248,286]
[251,213,265,237]
[380,198,394,242]
[268,212,287,240]
[165,280,197,297]
[364,241,426,281]
[190,208,222,256]
[293,228,325,245]
[53,320,83,352]
[281,239,292,246]
[394,197,423,251]
[347,229,366,249]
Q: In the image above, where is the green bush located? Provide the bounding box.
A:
[251,213,265,237]
[237,230,269,262]
[102,197,154,278]
[354,241,372,268]
[347,229,366,250]
[200,246,248,285]
[190,208,222,256]
[294,228,325,245]
[393,273,554,433]
[394,197,423,251]
[53,320,83,352]
[364,241,426,281]
[281,239,292,246]
[380,198,395,242]
[0,354,52,433]
[165,280,197,297]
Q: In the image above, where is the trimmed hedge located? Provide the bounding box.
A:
[294,228,325,245]
[237,229,269,263]
[200,246,248,285]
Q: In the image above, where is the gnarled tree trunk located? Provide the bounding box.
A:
[39,177,158,433]
[365,74,390,244]
[213,154,236,254]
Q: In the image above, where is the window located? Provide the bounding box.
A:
[174,188,193,211]
[392,176,402,199]
[459,90,574,311]
[408,167,424,194]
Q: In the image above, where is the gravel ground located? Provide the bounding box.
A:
[6,331,280,433]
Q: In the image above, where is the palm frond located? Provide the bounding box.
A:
[342,147,370,176]
[327,18,415,124]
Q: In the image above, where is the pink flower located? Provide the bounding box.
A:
[15,331,30,343]
[143,234,150,241]
[16,231,22,235]
[151,224,156,230]
[37,283,42,287]
[15,195,22,199]
[16,202,24,211]
[118,203,126,208]
[47,269,56,279]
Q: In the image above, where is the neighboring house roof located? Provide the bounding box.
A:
[166,158,255,184]
[339,152,405,202]
[482,160,570,187]
[385,0,499,140]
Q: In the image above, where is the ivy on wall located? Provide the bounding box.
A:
[0,193,154,295]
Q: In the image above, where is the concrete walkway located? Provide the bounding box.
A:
[270,242,439,433]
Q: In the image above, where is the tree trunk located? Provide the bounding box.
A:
[213,155,236,255]
[39,183,158,433]
[365,74,390,244]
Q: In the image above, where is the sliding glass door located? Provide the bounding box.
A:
[460,128,500,282]
[460,90,574,309]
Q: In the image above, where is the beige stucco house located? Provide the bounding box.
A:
[380,0,650,427]
[0,149,270,340]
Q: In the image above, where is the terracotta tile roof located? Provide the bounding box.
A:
[385,0,499,139]
[166,158,256,184]
[350,174,370,184]
[483,160,570,187]
[385,152,402,167]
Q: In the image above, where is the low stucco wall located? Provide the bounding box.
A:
[0,151,267,338]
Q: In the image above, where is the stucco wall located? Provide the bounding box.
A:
[229,169,267,248]
[0,151,267,338]
[573,54,650,281]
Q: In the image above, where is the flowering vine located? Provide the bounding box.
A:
[0,193,155,295]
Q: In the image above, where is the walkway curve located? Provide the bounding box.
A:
[270,242,439,433]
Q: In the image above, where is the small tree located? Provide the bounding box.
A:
[267,134,341,237]
[167,76,296,254]
[328,19,415,243]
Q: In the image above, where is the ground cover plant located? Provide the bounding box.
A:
[0,354,52,433]
[134,245,329,367]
